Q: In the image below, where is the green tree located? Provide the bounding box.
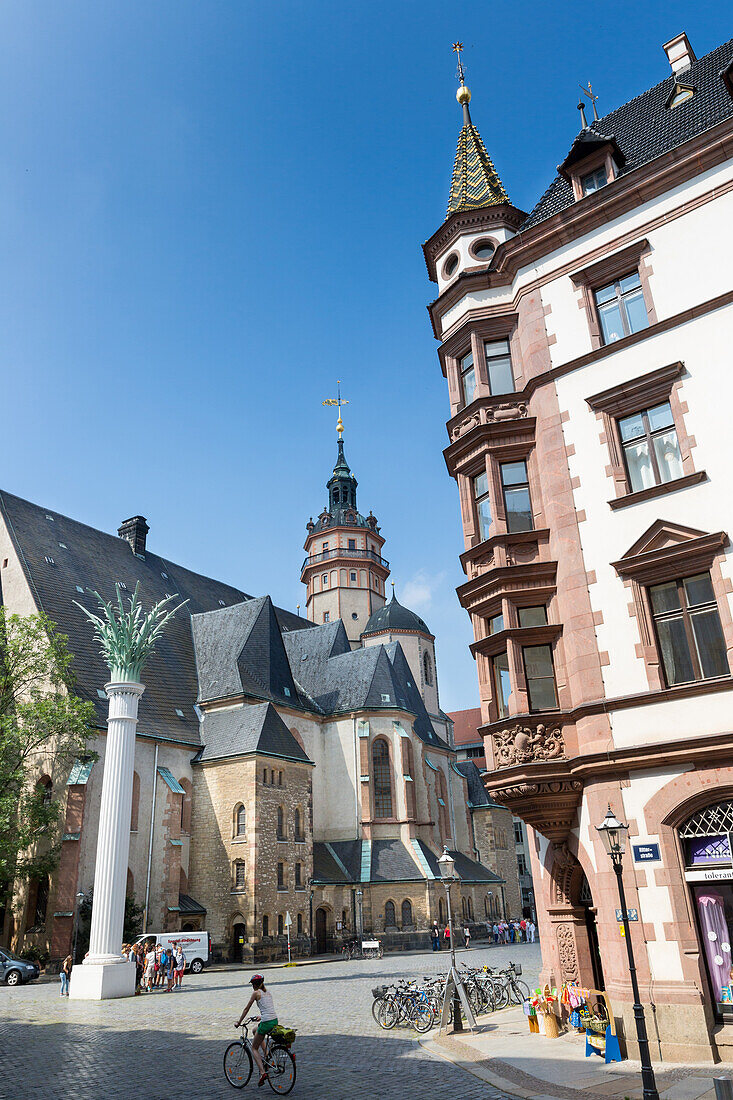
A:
[75,889,144,959]
[0,609,96,918]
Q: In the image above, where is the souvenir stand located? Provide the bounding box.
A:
[563,982,622,1065]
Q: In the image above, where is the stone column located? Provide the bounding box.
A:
[70,681,144,1000]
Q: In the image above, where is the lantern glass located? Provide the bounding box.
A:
[596,806,629,861]
[438,846,457,881]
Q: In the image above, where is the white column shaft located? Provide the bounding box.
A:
[86,681,144,964]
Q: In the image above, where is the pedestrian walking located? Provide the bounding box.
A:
[443,924,451,947]
[464,925,471,949]
[175,943,186,988]
[166,950,176,992]
[144,944,156,991]
[492,922,499,944]
[59,955,72,996]
[528,920,536,943]
[430,921,440,951]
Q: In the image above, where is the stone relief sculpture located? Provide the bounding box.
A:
[556,923,580,983]
[493,722,565,768]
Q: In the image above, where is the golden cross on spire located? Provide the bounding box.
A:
[322,380,349,438]
[452,41,466,85]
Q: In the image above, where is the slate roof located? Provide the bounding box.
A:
[522,38,733,230]
[454,760,504,809]
[447,104,510,217]
[312,839,436,884]
[363,592,432,638]
[0,489,253,745]
[370,839,423,882]
[195,701,311,764]
[414,839,504,885]
[179,893,207,915]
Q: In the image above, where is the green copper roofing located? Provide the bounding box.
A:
[447,102,509,218]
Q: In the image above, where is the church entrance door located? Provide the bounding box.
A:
[232,922,246,963]
[315,908,327,955]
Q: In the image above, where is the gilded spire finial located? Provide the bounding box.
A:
[446,41,509,218]
[322,380,349,439]
[452,41,471,106]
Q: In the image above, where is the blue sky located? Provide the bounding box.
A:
[1,2,729,711]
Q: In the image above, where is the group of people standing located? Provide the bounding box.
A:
[430,921,472,950]
[124,941,186,993]
[491,918,536,943]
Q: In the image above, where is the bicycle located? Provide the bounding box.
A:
[223,1017,297,1093]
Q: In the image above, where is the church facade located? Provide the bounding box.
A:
[424,34,733,1061]
[0,434,519,964]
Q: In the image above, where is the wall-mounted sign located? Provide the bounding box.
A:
[632,843,661,864]
[615,908,639,922]
[685,867,733,883]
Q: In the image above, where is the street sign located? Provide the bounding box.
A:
[285,911,292,964]
[632,843,661,864]
[284,912,292,928]
[615,908,639,922]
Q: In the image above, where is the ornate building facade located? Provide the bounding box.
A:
[0,433,520,963]
[425,34,733,1061]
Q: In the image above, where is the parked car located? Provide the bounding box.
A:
[0,948,40,986]
[134,931,211,974]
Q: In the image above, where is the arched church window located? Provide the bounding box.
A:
[401,899,413,927]
[294,806,304,841]
[277,806,286,840]
[439,897,446,925]
[372,740,393,819]
[235,804,246,836]
[384,900,396,927]
[423,651,433,686]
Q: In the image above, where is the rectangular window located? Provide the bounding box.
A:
[484,339,515,395]
[594,272,649,344]
[322,542,329,552]
[277,863,285,890]
[488,612,504,634]
[650,573,729,686]
[492,651,511,718]
[235,862,246,888]
[581,166,607,194]
[617,401,683,493]
[350,571,357,582]
[348,538,356,549]
[473,471,492,541]
[518,605,547,627]
[514,821,524,844]
[460,350,476,406]
[295,863,302,888]
[517,853,528,876]
[500,461,533,532]
[322,574,328,586]
[323,611,330,623]
[523,645,558,711]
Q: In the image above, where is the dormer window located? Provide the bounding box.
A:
[581,166,607,195]
[668,84,694,109]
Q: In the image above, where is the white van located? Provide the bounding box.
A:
[135,931,211,974]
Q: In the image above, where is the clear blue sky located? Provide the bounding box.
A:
[1,2,729,711]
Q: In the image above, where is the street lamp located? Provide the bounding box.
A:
[596,807,659,1100]
[438,847,466,1032]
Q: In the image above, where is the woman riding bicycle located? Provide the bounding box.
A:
[236,974,278,1087]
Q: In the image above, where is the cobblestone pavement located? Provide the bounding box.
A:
[0,942,541,1100]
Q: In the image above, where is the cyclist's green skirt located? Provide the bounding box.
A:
[257,1018,278,1036]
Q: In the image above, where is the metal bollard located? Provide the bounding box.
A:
[715,1078,733,1100]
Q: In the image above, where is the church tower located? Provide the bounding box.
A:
[301,410,390,647]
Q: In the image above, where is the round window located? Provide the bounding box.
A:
[472,239,495,262]
[443,253,459,278]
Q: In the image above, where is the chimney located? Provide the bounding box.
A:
[118,516,149,557]
[663,33,696,75]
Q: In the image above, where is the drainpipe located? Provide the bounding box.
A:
[143,743,159,933]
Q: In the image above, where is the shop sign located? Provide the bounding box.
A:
[615,908,639,922]
[684,867,733,882]
[632,843,661,864]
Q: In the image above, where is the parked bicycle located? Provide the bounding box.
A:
[342,938,383,960]
[223,1017,297,1093]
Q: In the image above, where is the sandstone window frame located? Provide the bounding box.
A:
[441,313,521,415]
[294,805,305,842]
[384,899,397,928]
[277,861,286,891]
[233,802,246,839]
[371,737,395,821]
[276,805,287,841]
[571,238,657,351]
[232,859,246,893]
[587,361,705,509]
[401,898,413,929]
[612,521,733,693]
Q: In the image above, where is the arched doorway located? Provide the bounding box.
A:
[232,921,246,963]
[578,874,605,991]
[315,908,328,955]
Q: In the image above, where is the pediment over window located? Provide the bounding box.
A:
[612,519,728,585]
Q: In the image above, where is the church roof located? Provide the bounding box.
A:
[195,700,311,765]
[363,591,432,638]
[0,489,256,746]
[312,837,504,885]
[414,839,505,884]
[454,760,504,809]
[447,95,509,217]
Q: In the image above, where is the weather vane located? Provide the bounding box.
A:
[452,41,466,85]
[322,380,349,438]
[579,81,599,121]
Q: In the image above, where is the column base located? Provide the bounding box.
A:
[69,959,136,1000]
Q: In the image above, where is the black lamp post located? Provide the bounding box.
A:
[438,847,463,1033]
[596,807,659,1100]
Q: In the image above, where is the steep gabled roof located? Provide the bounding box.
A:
[0,489,251,745]
[196,701,312,764]
[414,839,504,884]
[523,37,733,230]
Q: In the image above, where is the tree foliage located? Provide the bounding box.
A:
[75,889,144,959]
[0,609,96,910]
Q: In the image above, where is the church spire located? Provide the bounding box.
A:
[446,43,509,218]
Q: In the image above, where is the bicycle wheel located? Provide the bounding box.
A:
[371,996,385,1025]
[267,1046,296,1095]
[492,982,510,1009]
[223,1042,253,1089]
[510,980,530,1004]
[341,946,350,961]
[411,1006,434,1033]
[377,997,399,1030]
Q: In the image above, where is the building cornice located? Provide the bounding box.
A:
[422,204,527,281]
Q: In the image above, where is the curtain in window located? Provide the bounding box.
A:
[696,892,731,1001]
